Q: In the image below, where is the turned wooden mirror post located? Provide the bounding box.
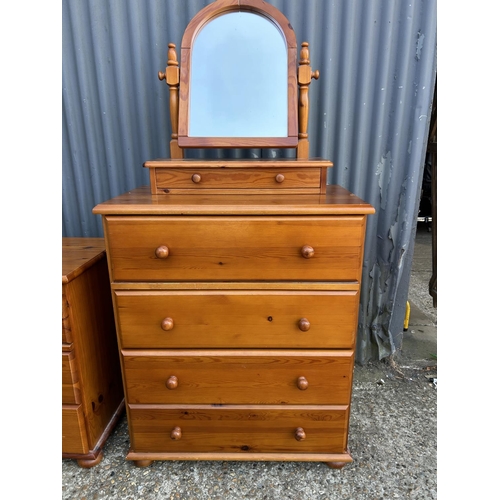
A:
[298,42,320,159]
[158,43,184,159]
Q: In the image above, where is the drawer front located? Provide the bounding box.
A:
[105,216,365,282]
[128,405,349,454]
[123,350,353,405]
[62,289,72,344]
[62,352,81,404]
[155,168,321,190]
[115,290,358,349]
[62,405,89,454]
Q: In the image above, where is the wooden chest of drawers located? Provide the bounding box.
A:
[62,238,125,467]
[93,179,374,468]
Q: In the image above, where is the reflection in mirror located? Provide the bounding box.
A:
[189,12,288,138]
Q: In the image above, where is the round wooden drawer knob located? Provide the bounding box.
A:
[191,173,202,183]
[170,426,182,440]
[301,245,314,259]
[161,317,174,331]
[275,173,285,183]
[297,376,309,390]
[295,427,306,441]
[298,318,310,332]
[166,376,178,390]
[155,245,169,259]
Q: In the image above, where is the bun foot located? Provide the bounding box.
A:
[77,450,103,468]
[325,461,346,469]
[134,459,153,468]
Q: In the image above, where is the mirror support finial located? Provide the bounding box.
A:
[297,42,319,159]
[159,43,184,159]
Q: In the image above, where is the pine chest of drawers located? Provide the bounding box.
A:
[93,174,374,468]
[62,238,125,467]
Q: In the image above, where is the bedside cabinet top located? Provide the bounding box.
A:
[62,238,106,284]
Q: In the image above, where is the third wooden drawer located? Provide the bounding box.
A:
[122,350,353,405]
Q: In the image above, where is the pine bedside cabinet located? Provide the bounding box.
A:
[62,238,125,468]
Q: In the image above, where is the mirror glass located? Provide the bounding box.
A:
[189,11,288,137]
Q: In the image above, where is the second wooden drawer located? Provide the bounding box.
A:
[115,289,359,349]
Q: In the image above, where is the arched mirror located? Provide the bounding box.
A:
[176,0,299,149]
[189,11,288,139]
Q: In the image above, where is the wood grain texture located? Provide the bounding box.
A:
[62,405,89,455]
[128,405,349,454]
[93,184,375,215]
[111,282,360,291]
[62,238,106,284]
[62,351,81,404]
[104,215,366,282]
[152,168,321,191]
[143,159,332,169]
[122,350,353,405]
[114,290,359,349]
[128,451,352,463]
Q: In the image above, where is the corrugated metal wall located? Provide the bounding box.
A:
[62,0,437,363]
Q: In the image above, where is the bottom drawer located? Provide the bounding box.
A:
[62,405,88,454]
[129,405,349,454]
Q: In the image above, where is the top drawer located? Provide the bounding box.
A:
[152,168,322,194]
[104,215,366,282]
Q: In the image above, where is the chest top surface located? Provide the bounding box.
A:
[93,185,375,216]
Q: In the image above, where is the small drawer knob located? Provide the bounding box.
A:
[170,426,182,440]
[297,376,309,390]
[166,376,178,390]
[155,245,169,259]
[298,318,310,332]
[301,245,314,259]
[275,173,285,183]
[295,427,306,441]
[191,173,202,183]
[161,317,174,331]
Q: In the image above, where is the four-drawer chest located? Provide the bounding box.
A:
[93,163,374,469]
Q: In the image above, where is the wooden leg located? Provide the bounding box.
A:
[325,461,347,470]
[76,450,103,468]
[134,459,153,468]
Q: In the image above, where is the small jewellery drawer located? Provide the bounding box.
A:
[128,405,349,454]
[105,216,366,282]
[122,350,353,405]
[115,290,358,349]
[153,168,321,192]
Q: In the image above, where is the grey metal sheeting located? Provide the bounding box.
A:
[62,0,437,363]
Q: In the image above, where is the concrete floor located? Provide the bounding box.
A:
[62,222,437,499]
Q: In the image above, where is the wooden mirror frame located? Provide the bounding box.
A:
[159,0,319,158]
[179,0,298,150]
